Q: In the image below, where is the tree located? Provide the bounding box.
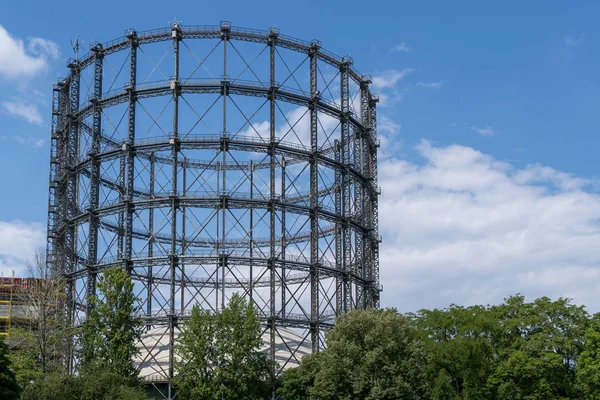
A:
[431,369,454,400]
[278,296,595,400]
[78,266,142,380]
[174,293,271,400]
[277,365,312,400]
[277,350,323,400]
[74,364,147,400]
[18,366,147,400]
[412,304,498,399]
[488,296,588,399]
[0,337,20,400]
[19,372,79,400]
[9,250,72,387]
[413,295,589,400]
[296,308,430,400]
[577,314,600,399]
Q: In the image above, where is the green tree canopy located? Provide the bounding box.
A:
[576,314,600,399]
[78,266,142,380]
[488,296,588,399]
[0,337,20,400]
[413,304,498,399]
[174,293,271,400]
[280,295,594,400]
[412,295,589,400]
[279,308,430,400]
[9,250,73,388]
[18,366,147,400]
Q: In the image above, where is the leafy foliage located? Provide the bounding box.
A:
[74,365,147,400]
[174,293,271,400]
[10,273,600,400]
[415,295,590,400]
[279,308,430,400]
[9,259,145,398]
[577,315,600,399]
[0,337,20,400]
[277,364,312,400]
[281,296,596,400]
[18,367,147,400]
[19,372,79,400]
[414,304,497,399]
[488,296,588,399]
[9,250,73,387]
[78,266,142,380]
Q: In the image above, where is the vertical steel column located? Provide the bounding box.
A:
[65,62,80,373]
[147,152,155,326]
[368,96,380,308]
[249,160,254,303]
[118,82,126,262]
[181,158,187,314]
[280,157,286,318]
[49,80,68,371]
[353,153,362,305]
[46,84,64,275]
[87,44,103,312]
[359,78,371,308]
[220,22,230,310]
[168,22,182,400]
[340,58,352,312]
[56,81,70,369]
[267,27,277,385]
[309,42,320,352]
[334,140,343,315]
[66,64,80,309]
[118,148,126,258]
[50,82,68,278]
[47,89,58,268]
[216,159,220,310]
[124,31,138,274]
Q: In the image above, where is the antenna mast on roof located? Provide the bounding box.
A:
[70,35,82,59]
[169,18,182,29]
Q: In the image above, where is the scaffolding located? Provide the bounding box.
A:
[0,276,42,337]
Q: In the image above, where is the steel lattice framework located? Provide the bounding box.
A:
[46,21,380,398]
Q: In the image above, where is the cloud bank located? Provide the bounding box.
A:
[379,140,600,312]
[2,100,43,125]
[0,220,46,277]
[0,24,60,80]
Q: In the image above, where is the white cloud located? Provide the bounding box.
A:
[514,163,590,191]
[371,69,413,89]
[388,42,411,54]
[13,135,45,149]
[0,220,45,277]
[379,140,600,312]
[378,114,401,136]
[371,69,413,107]
[0,24,59,79]
[564,33,586,46]
[2,100,43,125]
[417,82,442,89]
[377,114,402,158]
[28,37,60,60]
[471,125,495,137]
[241,105,341,150]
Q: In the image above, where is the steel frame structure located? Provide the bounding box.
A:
[46,21,380,398]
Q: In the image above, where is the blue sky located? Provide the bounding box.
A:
[1,0,600,312]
